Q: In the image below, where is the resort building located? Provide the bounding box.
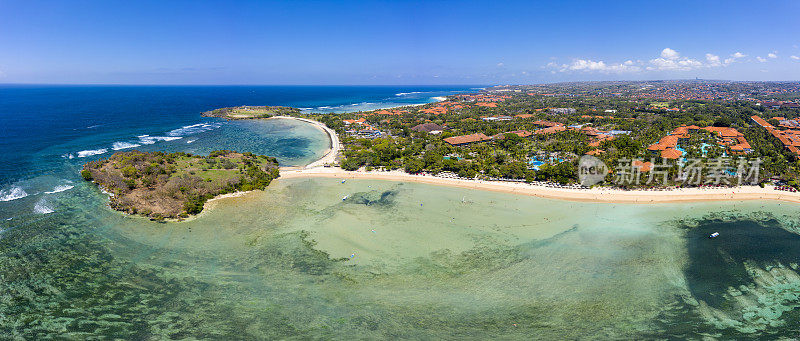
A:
[411,123,446,134]
[647,125,752,158]
[491,130,532,139]
[343,118,385,139]
[752,115,800,156]
[443,133,493,146]
[532,120,563,127]
[533,125,567,135]
[776,117,800,129]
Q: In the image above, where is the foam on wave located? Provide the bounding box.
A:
[112,141,142,150]
[77,149,108,157]
[0,186,28,202]
[45,184,74,194]
[137,135,183,145]
[33,198,54,214]
[167,123,221,137]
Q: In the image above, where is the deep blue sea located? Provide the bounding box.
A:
[0,85,478,204]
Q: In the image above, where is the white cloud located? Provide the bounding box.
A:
[768,53,778,59]
[649,48,703,71]
[547,47,762,74]
[558,59,642,73]
[648,58,702,71]
[660,48,680,60]
[567,59,607,71]
[723,52,747,65]
[706,54,722,67]
[496,62,505,67]
[791,55,800,60]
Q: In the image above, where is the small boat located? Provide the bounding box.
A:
[342,195,348,201]
[709,232,719,239]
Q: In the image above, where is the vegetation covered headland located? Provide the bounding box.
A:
[201,105,300,120]
[81,150,280,220]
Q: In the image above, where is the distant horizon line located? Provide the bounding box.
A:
[2,79,800,87]
[0,83,490,87]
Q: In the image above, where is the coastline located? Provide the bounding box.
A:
[270,116,340,168]
[269,116,800,205]
[280,167,800,205]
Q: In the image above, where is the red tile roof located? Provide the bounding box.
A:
[632,160,653,172]
[661,148,683,159]
[443,133,492,146]
[492,130,532,139]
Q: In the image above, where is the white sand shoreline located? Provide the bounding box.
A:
[280,167,800,205]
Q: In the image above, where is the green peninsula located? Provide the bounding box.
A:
[81,150,279,220]
[201,105,300,120]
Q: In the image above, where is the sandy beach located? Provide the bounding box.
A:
[280,167,800,204]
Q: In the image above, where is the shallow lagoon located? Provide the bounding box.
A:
[6,175,798,338]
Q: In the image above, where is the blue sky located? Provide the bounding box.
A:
[1,0,799,85]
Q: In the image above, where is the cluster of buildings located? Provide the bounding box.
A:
[647,125,752,159]
[580,115,635,121]
[342,118,384,139]
[419,101,465,115]
[759,101,800,110]
[751,116,800,156]
[442,118,629,148]
[506,81,800,103]
[455,93,512,103]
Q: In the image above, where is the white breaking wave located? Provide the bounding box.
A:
[33,198,54,214]
[77,149,108,157]
[45,184,74,194]
[0,186,28,202]
[137,135,183,145]
[396,91,428,96]
[186,139,197,144]
[112,141,142,150]
[167,123,221,137]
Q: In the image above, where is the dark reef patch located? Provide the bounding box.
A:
[344,189,399,207]
[275,137,311,158]
[684,218,800,308]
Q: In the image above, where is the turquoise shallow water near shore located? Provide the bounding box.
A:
[4,175,800,338]
[3,86,800,338]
